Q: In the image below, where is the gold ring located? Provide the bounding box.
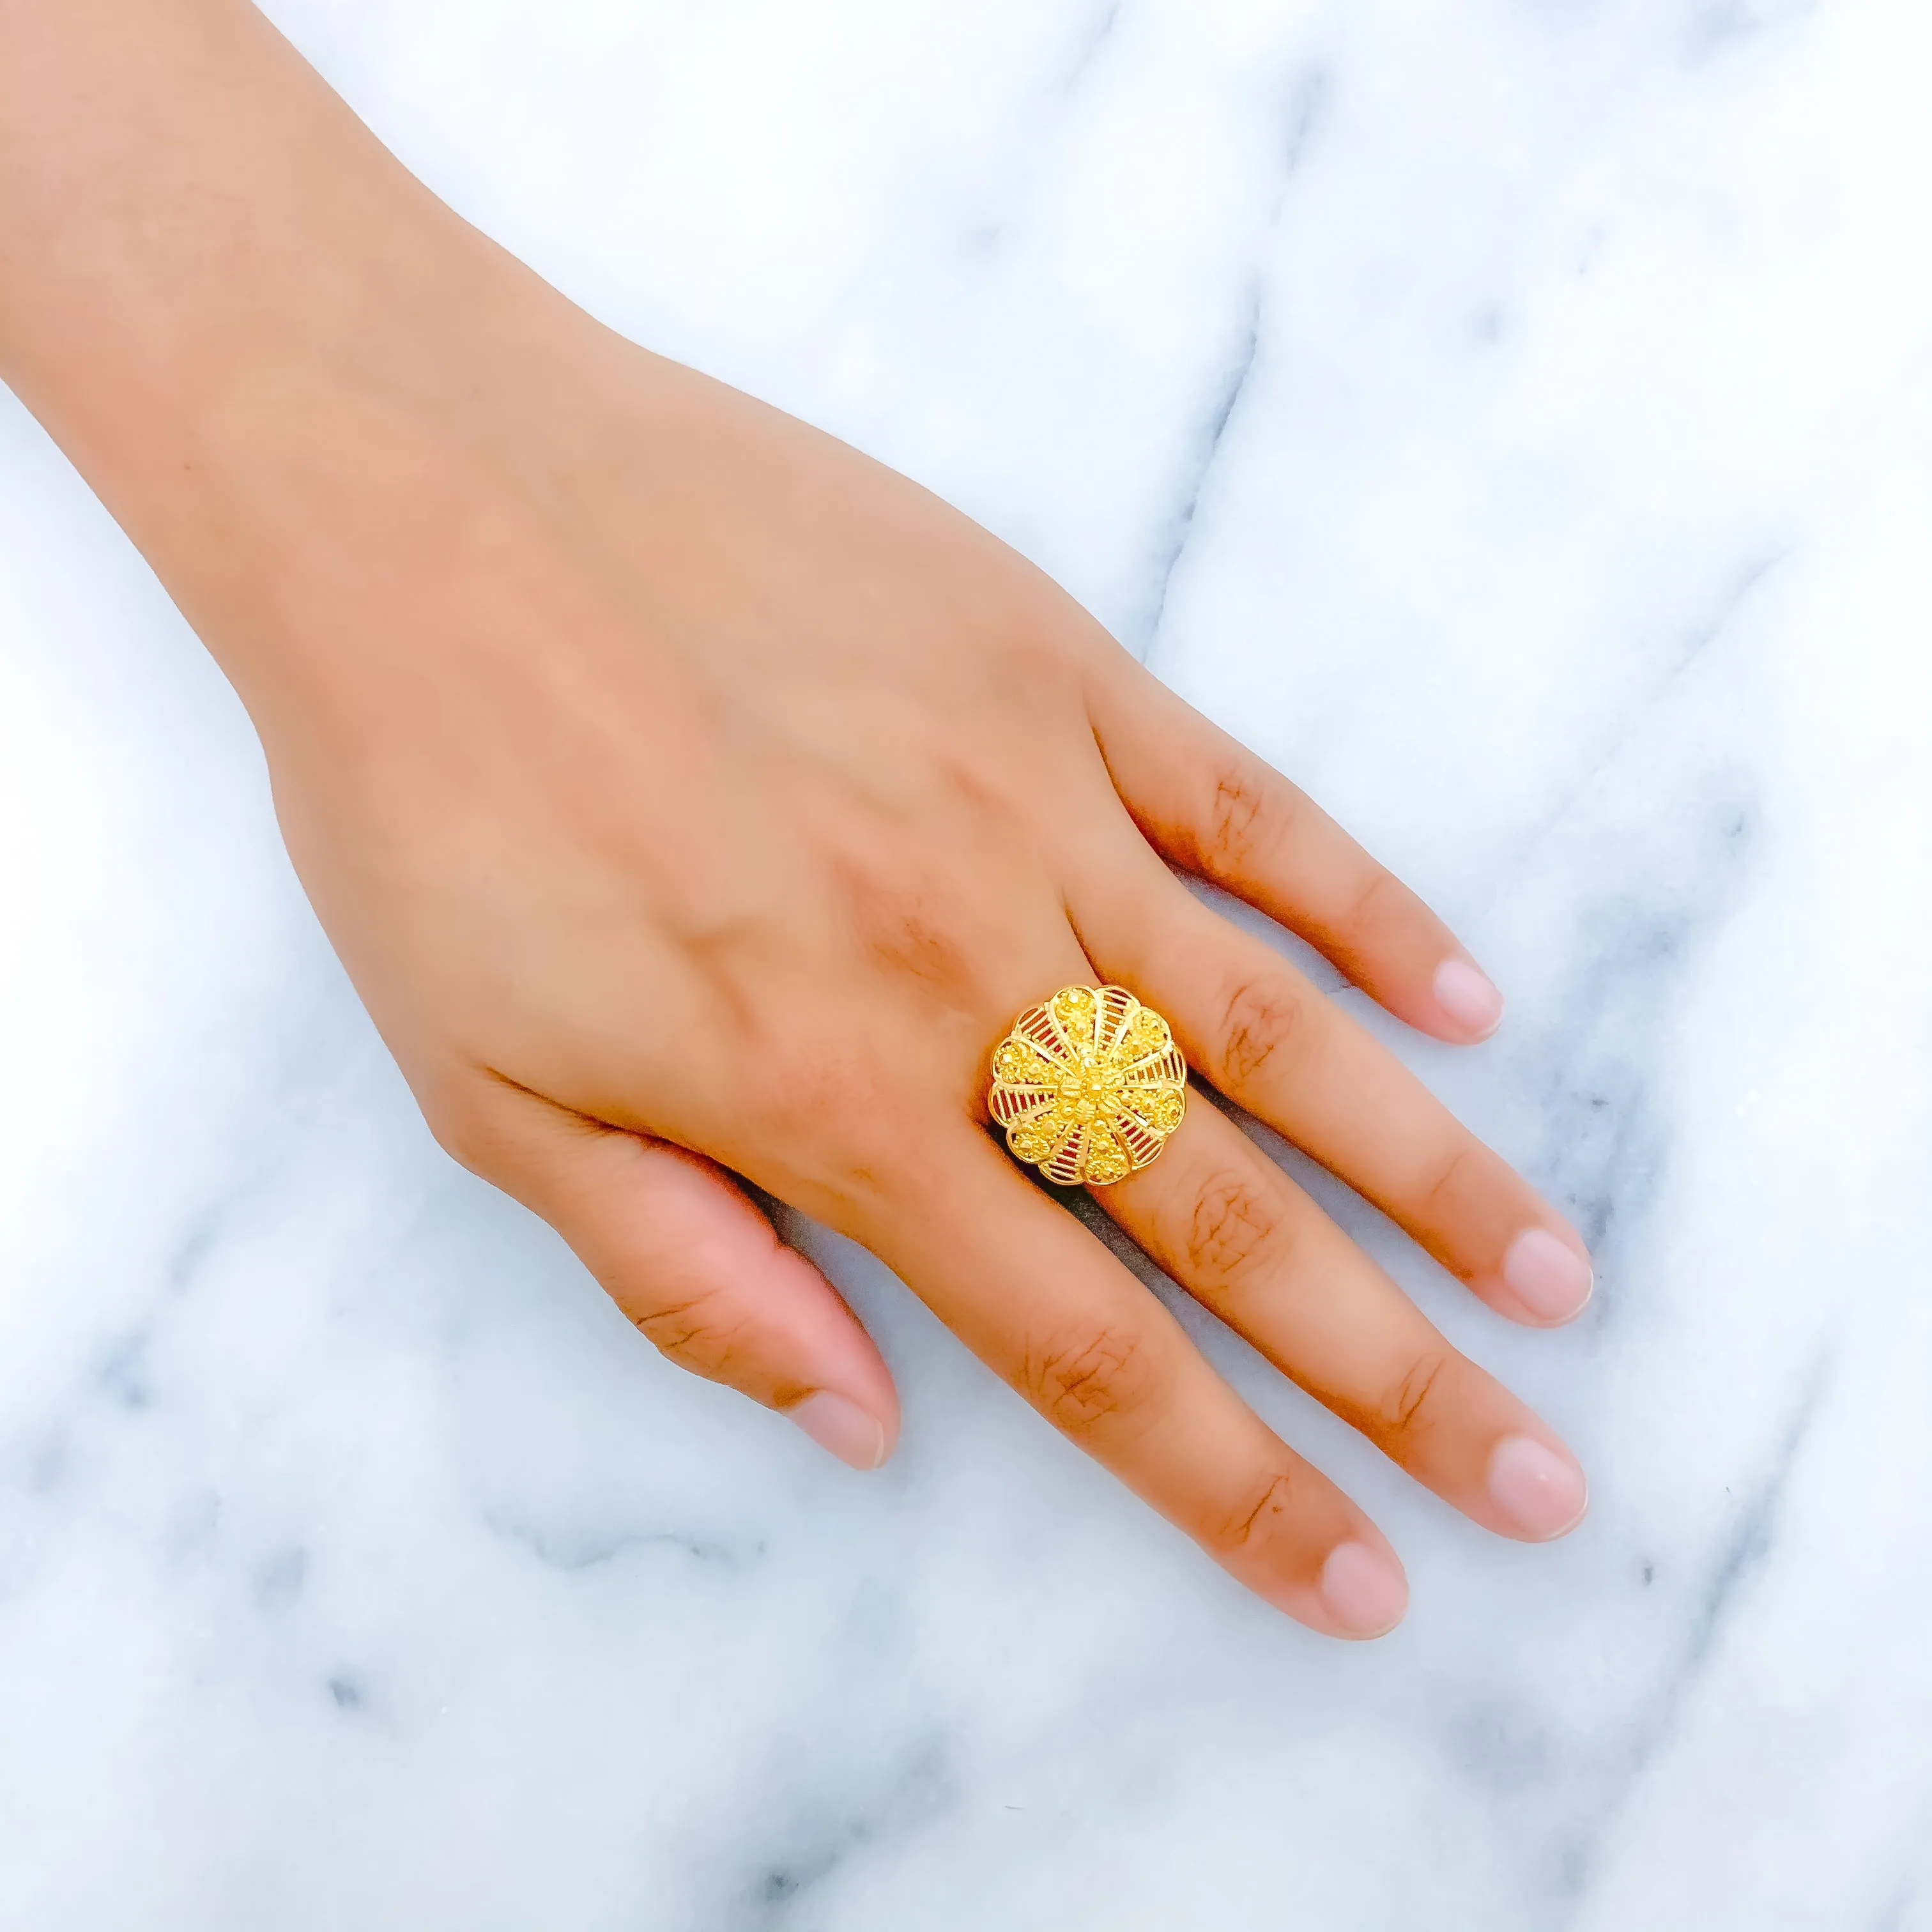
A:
[988,983,1188,1186]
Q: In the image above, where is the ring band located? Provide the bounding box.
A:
[988,983,1188,1186]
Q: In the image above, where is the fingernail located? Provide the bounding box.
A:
[784,1392,888,1471]
[1432,958,1505,1038]
[1317,1541,1409,1638]
[1503,1227,1594,1323]
[1487,1436,1588,1540]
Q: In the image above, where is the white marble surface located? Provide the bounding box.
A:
[3,1,1930,1924]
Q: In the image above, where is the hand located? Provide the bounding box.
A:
[238,299,1594,1638]
[0,0,1591,1639]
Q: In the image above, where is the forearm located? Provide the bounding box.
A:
[0,0,560,700]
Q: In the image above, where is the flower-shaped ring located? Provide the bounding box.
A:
[988,983,1189,1186]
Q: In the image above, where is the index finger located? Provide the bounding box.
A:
[1085,653,1505,1044]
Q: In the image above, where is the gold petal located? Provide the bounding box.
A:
[1080,1118,1133,1186]
[992,1038,1057,1087]
[1008,1106,1078,1166]
[1121,1084,1186,1135]
[1047,984,1098,1052]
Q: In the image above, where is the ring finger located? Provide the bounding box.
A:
[860,1124,1415,1638]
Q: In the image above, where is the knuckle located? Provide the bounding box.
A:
[1212,1470,1303,1556]
[1380,1348,1456,1448]
[1340,864,1409,946]
[756,1037,882,1145]
[1176,1167,1283,1289]
[824,843,987,1005]
[818,1092,931,1195]
[1218,971,1310,1089]
[1418,1144,1482,1225]
[861,901,979,999]
[733,1032,939,1219]
[630,1281,756,1384]
[755,1046,852,1144]
[421,1088,507,1179]
[1201,758,1280,878]
[1023,1320,1157,1438]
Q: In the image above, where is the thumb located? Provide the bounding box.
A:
[439,1078,899,1471]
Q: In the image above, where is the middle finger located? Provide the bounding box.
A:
[1074,848,1594,1328]
[1097,1090,1588,1541]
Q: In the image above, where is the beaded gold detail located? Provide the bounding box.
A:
[988,983,1188,1186]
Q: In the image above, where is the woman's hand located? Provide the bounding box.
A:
[0,0,1591,1638]
[238,319,1593,1641]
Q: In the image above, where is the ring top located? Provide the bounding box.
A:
[988,983,1188,1186]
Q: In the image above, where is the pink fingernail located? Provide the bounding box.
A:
[1317,1541,1409,1637]
[785,1392,888,1471]
[1487,1436,1589,1540]
[1503,1227,1595,1323]
[1432,958,1505,1038]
